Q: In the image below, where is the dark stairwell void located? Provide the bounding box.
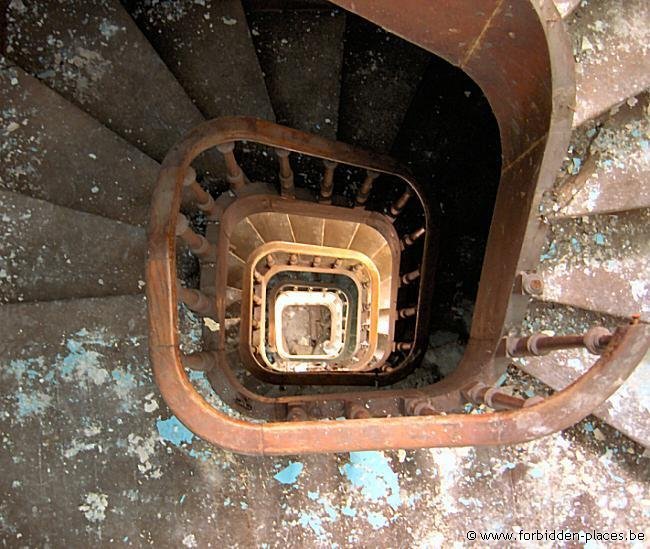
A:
[335,14,502,387]
[391,57,502,384]
[199,9,502,394]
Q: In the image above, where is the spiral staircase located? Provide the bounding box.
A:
[1,0,648,459]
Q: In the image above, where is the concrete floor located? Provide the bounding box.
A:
[1,296,648,547]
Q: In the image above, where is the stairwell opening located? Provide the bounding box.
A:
[187,10,502,389]
[148,0,584,446]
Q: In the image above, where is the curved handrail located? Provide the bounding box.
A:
[150,321,647,454]
[147,117,648,454]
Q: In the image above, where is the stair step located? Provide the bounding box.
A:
[337,14,429,152]
[124,0,274,121]
[569,0,650,127]
[0,294,161,540]
[0,294,148,363]
[519,302,650,447]
[348,224,385,259]
[1,66,158,226]
[556,91,650,218]
[538,209,649,321]
[322,219,356,249]
[0,191,145,303]
[246,4,345,139]
[287,214,324,246]
[230,218,266,262]
[227,252,245,290]
[5,0,209,167]
[248,212,294,243]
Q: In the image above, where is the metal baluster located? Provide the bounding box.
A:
[177,280,217,317]
[390,188,413,217]
[401,269,421,285]
[345,402,371,419]
[320,160,337,204]
[276,148,294,198]
[394,342,413,352]
[181,351,217,372]
[398,306,416,319]
[216,142,247,190]
[505,327,612,357]
[463,382,543,410]
[401,227,425,250]
[182,167,217,218]
[176,214,216,261]
[356,170,379,206]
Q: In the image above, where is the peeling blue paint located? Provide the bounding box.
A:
[568,157,582,175]
[274,461,304,484]
[188,448,212,462]
[6,358,43,382]
[299,512,325,537]
[341,505,357,517]
[570,237,581,252]
[366,511,388,529]
[594,233,605,246]
[156,416,194,446]
[60,333,109,385]
[16,391,52,419]
[340,451,401,510]
[318,498,339,521]
[540,242,557,262]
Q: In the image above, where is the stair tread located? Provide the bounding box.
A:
[538,209,649,321]
[0,294,197,543]
[0,190,145,303]
[125,0,274,122]
[246,5,345,139]
[6,0,207,165]
[556,92,650,218]
[1,66,158,226]
[519,349,650,448]
[569,0,650,127]
[519,302,649,447]
[337,14,429,152]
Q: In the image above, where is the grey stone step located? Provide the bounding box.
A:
[568,0,650,127]
[0,294,246,545]
[123,0,274,122]
[555,91,650,218]
[5,0,215,170]
[518,302,649,447]
[337,14,429,152]
[1,65,159,226]
[538,208,649,321]
[0,190,145,303]
[245,4,345,140]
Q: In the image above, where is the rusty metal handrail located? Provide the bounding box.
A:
[147,116,648,454]
[150,322,647,454]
